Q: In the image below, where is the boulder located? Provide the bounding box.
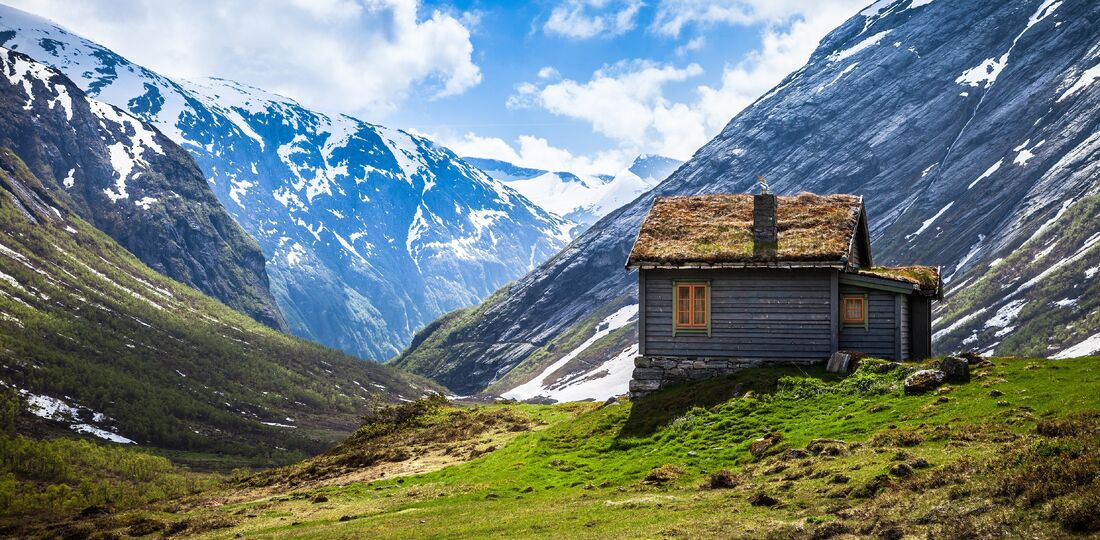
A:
[958,351,984,364]
[749,432,784,458]
[826,351,854,373]
[940,356,970,382]
[904,370,947,395]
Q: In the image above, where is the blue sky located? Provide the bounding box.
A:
[9,0,870,173]
[400,0,765,166]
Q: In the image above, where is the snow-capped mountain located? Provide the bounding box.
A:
[397,0,1100,397]
[465,154,682,233]
[0,5,570,360]
[0,46,285,329]
[0,120,435,457]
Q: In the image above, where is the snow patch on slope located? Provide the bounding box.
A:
[1052,331,1100,358]
[502,304,638,402]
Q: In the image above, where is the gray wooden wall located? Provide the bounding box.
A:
[641,268,833,359]
[900,297,910,360]
[838,284,903,359]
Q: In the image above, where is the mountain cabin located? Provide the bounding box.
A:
[625,192,943,396]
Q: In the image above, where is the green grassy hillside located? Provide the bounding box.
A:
[0,148,439,465]
[37,356,1100,539]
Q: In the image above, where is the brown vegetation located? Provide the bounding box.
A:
[858,266,942,295]
[235,395,536,494]
[627,193,862,265]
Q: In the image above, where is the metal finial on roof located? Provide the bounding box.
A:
[756,175,770,194]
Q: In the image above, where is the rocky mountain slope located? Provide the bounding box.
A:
[0,5,570,360]
[0,144,437,462]
[466,154,683,232]
[395,0,1100,397]
[0,45,285,329]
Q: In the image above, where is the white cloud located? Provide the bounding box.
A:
[651,0,863,37]
[544,0,644,39]
[439,132,630,175]
[696,3,865,132]
[675,36,707,56]
[537,66,561,80]
[511,0,867,161]
[509,60,704,149]
[6,0,482,116]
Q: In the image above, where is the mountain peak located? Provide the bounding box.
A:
[0,6,571,361]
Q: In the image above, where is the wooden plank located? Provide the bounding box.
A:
[895,294,902,361]
[638,268,646,356]
[643,345,832,356]
[839,272,918,295]
[830,270,839,355]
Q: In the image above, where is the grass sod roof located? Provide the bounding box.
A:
[627,193,863,267]
[858,266,943,297]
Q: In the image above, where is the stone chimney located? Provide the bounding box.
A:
[752,193,777,257]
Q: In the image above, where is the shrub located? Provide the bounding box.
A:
[747,491,779,506]
[806,439,845,456]
[849,474,890,499]
[644,464,684,484]
[869,428,923,448]
[1036,412,1098,438]
[1053,489,1100,532]
[705,469,737,489]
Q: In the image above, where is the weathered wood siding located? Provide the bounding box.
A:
[900,297,911,360]
[848,242,863,268]
[838,284,899,359]
[643,268,833,358]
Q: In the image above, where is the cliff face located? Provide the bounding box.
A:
[0,46,286,330]
[394,0,1100,395]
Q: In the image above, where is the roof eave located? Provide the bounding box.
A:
[627,260,849,270]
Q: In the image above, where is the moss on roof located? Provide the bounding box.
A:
[858,266,942,296]
[627,193,863,266]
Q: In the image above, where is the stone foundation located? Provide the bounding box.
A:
[629,356,822,397]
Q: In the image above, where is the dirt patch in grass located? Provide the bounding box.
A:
[226,396,539,499]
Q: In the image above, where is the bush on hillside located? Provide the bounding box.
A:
[644,464,684,484]
[704,469,738,489]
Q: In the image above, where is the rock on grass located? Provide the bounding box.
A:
[749,432,784,458]
[904,370,946,395]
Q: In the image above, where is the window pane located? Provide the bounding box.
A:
[694,286,706,325]
[845,298,863,322]
[677,286,690,325]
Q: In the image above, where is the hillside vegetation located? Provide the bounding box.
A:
[0,149,437,465]
[935,194,1100,356]
[33,356,1100,539]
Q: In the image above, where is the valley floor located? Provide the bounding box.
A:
[9,357,1100,539]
